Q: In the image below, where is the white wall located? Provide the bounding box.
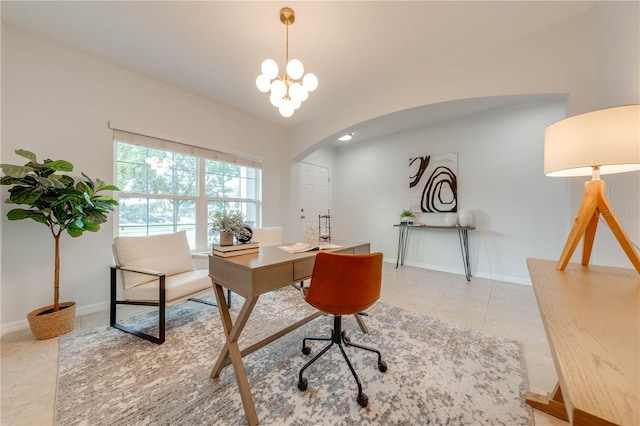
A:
[290,9,594,160]
[298,1,640,278]
[329,101,568,284]
[568,1,640,269]
[0,25,288,332]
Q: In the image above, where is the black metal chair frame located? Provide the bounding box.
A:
[297,314,387,408]
[110,265,231,344]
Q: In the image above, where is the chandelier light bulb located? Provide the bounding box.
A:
[291,97,302,110]
[289,83,304,102]
[271,79,287,98]
[303,73,318,92]
[286,59,304,80]
[279,101,294,117]
[299,86,309,102]
[269,92,283,107]
[261,59,279,80]
[256,74,271,92]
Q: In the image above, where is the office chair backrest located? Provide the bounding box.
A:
[306,252,383,315]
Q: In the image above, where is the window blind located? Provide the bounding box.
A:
[109,122,262,169]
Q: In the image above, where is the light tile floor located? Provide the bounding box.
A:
[1,263,566,425]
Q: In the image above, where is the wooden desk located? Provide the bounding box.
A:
[394,224,475,281]
[525,258,639,425]
[208,240,370,425]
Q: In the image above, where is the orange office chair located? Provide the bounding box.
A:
[297,251,387,408]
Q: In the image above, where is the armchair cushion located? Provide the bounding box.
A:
[113,231,195,289]
[123,269,211,302]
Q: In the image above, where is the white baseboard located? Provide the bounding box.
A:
[382,257,532,286]
[1,300,110,338]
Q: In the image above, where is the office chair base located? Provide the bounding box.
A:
[298,315,386,408]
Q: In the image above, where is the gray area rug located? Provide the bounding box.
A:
[56,288,532,425]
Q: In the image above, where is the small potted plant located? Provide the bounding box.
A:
[0,149,119,339]
[399,209,414,225]
[210,211,252,246]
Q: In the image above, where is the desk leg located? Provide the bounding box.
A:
[210,282,260,426]
[458,229,472,281]
[354,313,369,334]
[396,226,409,268]
[525,382,569,421]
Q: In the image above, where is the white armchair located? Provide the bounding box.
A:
[250,226,283,247]
[110,231,230,344]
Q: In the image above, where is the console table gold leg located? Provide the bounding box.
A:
[525,382,569,421]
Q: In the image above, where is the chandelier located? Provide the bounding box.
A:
[255,7,318,118]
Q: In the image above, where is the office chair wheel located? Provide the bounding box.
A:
[302,346,311,355]
[297,378,308,391]
[378,360,388,372]
[357,392,369,407]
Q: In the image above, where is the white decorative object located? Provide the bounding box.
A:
[443,213,458,227]
[457,209,473,227]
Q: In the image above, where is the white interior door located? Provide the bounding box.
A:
[297,163,330,242]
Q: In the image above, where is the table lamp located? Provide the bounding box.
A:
[544,104,640,273]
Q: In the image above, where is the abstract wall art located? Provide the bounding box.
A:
[409,152,457,213]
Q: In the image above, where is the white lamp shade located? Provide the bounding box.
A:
[544,104,640,177]
[256,74,271,92]
[261,59,279,80]
[302,73,318,92]
[270,79,287,98]
[286,59,304,80]
[291,97,302,110]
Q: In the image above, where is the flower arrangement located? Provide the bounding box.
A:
[209,211,252,239]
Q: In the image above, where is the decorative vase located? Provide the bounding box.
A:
[219,231,234,246]
[237,226,253,243]
[27,301,76,340]
[457,209,473,227]
[443,213,458,227]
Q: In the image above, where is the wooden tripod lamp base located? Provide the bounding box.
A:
[557,179,640,273]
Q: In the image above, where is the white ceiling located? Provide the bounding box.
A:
[1,1,594,144]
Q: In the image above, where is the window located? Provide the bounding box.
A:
[112,127,262,250]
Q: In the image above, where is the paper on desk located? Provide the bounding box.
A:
[278,242,343,253]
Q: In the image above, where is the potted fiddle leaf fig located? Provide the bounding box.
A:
[0,149,119,339]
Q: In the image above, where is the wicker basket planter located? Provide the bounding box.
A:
[27,301,76,340]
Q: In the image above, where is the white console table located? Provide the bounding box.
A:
[394,224,475,281]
